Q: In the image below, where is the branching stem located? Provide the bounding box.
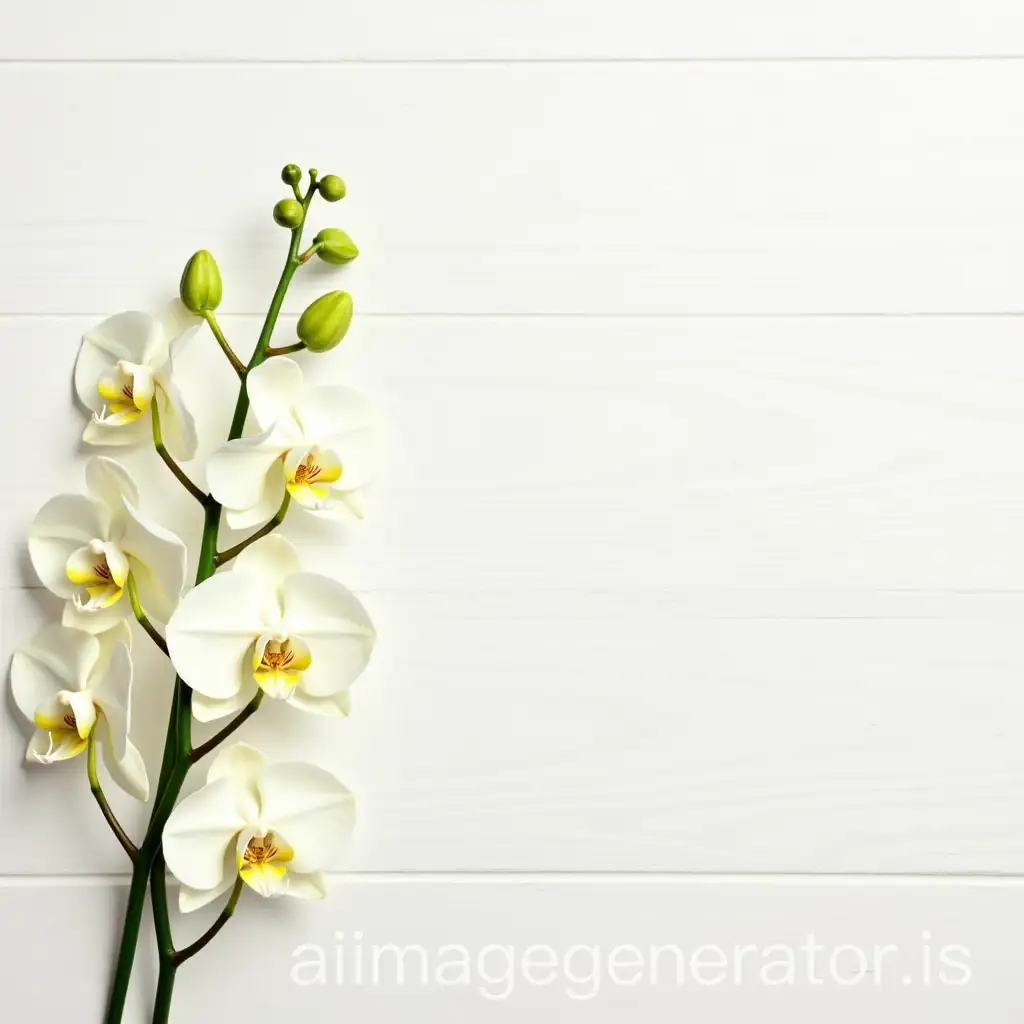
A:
[87,732,137,860]
[126,572,168,656]
[203,311,246,377]
[106,172,320,1024]
[151,401,209,507]
[174,877,245,965]
[264,341,307,357]
[190,690,264,763]
[215,493,291,567]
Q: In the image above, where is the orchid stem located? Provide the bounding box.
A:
[87,732,137,860]
[105,176,319,1024]
[190,690,264,763]
[264,341,307,357]
[214,493,291,567]
[151,850,174,956]
[151,401,209,507]
[174,877,245,966]
[126,572,168,656]
[151,955,176,1024]
[202,311,246,377]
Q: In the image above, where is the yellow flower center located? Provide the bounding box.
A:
[96,361,154,425]
[284,445,343,508]
[252,634,312,699]
[65,540,129,611]
[31,692,95,762]
[238,831,294,897]
[243,832,282,866]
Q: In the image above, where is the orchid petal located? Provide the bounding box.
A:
[101,730,149,801]
[83,414,151,448]
[286,688,352,718]
[233,535,301,592]
[246,357,305,432]
[11,626,100,721]
[223,466,286,530]
[90,641,133,764]
[155,299,202,353]
[28,494,110,598]
[162,777,246,892]
[84,456,139,513]
[179,869,235,914]
[118,497,187,622]
[282,574,376,698]
[207,426,290,516]
[75,312,162,413]
[26,727,88,763]
[296,385,382,491]
[62,598,128,634]
[192,681,259,723]
[207,743,266,822]
[257,762,355,874]
[155,369,198,462]
[282,871,327,901]
[166,572,265,700]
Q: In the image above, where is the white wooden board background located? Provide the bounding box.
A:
[4,2,1024,1019]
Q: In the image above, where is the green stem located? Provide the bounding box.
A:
[228,179,317,441]
[150,851,177,1024]
[104,178,318,1024]
[104,852,151,1023]
[190,690,264,763]
[152,401,209,507]
[87,732,137,859]
[151,851,174,958]
[126,572,168,656]
[174,877,244,965]
[264,341,307,357]
[215,494,290,567]
[152,958,176,1024]
[203,311,245,377]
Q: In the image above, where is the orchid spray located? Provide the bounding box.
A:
[15,165,378,1023]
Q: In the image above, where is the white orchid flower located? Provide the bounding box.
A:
[10,622,149,800]
[74,302,201,460]
[28,456,187,634]
[163,742,354,911]
[207,357,381,528]
[166,535,374,722]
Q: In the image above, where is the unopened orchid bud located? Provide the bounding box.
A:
[179,250,222,314]
[281,164,302,186]
[273,199,304,229]
[313,228,359,265]
[318,175,346,202]
[296,291,353,353]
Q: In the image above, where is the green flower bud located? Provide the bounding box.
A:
[281,163,302,186]
[178,250,222,314]
[273,199,304,229]
[297,291,353,353]
[318,175,347,202]
[313,228,359,265]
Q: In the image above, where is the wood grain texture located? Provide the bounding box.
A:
[0,879,1010,1021]
[4,1,1024,60]
[5,62,1024,314]
[4,316,1024,875]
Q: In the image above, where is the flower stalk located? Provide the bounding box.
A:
[88,732,137,860]
[104,173,321,1024]
[151,400,209,507]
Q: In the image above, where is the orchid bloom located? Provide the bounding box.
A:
[162,743,354,911]
[28,456,187,634]
[207,357,381,528]
[74,303,201,460]
[166,535,375,722]
[10,622,148,800]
